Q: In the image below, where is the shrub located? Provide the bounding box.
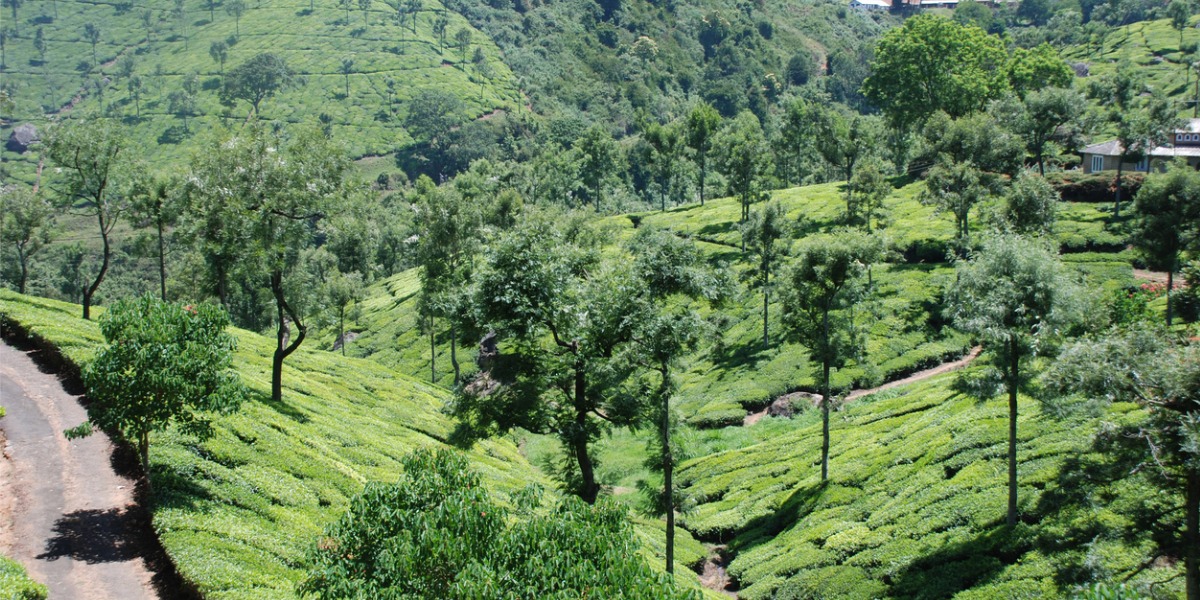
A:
[0,556,48,600]
[1046,172,1144,203]
[300,448,699,599]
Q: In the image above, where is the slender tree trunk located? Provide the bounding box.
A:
[821,308,831,482]
[762,266,769,348]
[16,245,27,295]
[339,306,346,356]
[1007,337,1019,526]
[1037,146,1045,177]
[271,268,307,403]
[157,212,167,301]
[660,372,674,574]
[450,321,460,386]
[429,314,436,383]
[1114,160,1124,219]
[82,213,112,320]
[1168,261,1175,327]
[1186,468,1199,600]
[699,157,706,206]
[573,362,599,504]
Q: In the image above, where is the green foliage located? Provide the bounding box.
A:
[69,294,243,467]
[863,15,1010,130]
[218,53,295,116]
[0,555,47,600]
[1003,171,1059,235]
[0,187,53,295]
[921,157,994,244]
[300,448,700,599]
[716,111,770,222]
[1133,159,1200,324]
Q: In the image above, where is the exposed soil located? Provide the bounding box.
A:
[0,339,188,599]
[743,347,983,426]
[1132,269,1170,284]
[698,545,738,598]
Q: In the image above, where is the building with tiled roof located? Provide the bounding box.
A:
[1081,119,1200,174]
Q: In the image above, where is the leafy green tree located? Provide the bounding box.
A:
[455,218,638,503]
[454,27,471,63]
[578,124,619,213]
[44,119,128,320]
[742,202,787,347]
[808,103,879,219]
[167,84,196,131]
[32,26,44,63]
[0,26,11,69]
[0,186,53,294]
[186,122,351,403]
[786,48,817,86]
[220,53,295,116]
[1168,0,1194,49]
[172,0,187,50]
[225,0,246,36]
[3,0,20,22]
[83,23,100,65]
[404,0,420,32]
[1133,160,1200,326]
[947,234,1079,526]
[782,231,883,482]
[685,102,721,206]
[299,448,700,599]
[209,40,227,74]
[953,0,993,31]
[413,176,480,385]
[1006,43,1072,99]
[141,9,154,42]
[127,75,143,117]
[644,122,686,212]
[128,174,178,301]
[1004,87,1085,175]
[848,158,891,233]
[339,56,353,96]
[1091,61,1182,218]
[404,88,465,144]
[433,15,448,50]
[324,268,363,357]
[1045,325,1200,600]
[1003,170,1058,236]
[921,110,1024,177]
[66,295,242,474]
[717,111,771,223]
[921,157,992,249]
[863,14,1008,131]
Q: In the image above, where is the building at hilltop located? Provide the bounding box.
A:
[1082,118,1200,173]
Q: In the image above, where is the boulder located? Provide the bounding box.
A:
[6,124,39,153]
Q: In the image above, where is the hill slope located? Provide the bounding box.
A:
[0,0,519,184]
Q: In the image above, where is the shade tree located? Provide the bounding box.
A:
[947,233,1080,525]
[219,53,295,117]
[685,102,721,206]
[741,202,788,348]
[717,111,771,223]
[1133,160,1200,326]
[0,186,53,295]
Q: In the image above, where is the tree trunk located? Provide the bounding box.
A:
[271,268,306,403]
[82,213,112,320]
[573,362,599,504]
[821,308,831,482]
[139,429,152,498]
[699,158,706,206]
[661,374,674,574]
[1114,160,1124,219]
[450,321,460,386]
[16,244,27,295]
[1007,337,1019,526]
[1168,262,1175,327]
[339,306,346,356]
[157,212,167,301]
[429,314,436,383]
[762,266,769,348]
[1186,468,1199,600]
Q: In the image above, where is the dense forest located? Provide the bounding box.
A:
[2,0,1200,597]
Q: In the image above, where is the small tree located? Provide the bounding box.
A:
[433,16,448,50]
[717,110,771,223]
[220,53,295,116]
[782,231,883,482]
[1004,170,1058,235]
[454,27,471,63]
[83,23,100,65]
[404,0,420,32]
[44,119,127,320]
[742,202,787,347]
[66,295,243,475]
[578,124,619,213]
[0,186,53,294]
[339,56,353,96]
[1045,325,1200,600]
[1133,160,1200,326]
[127,75,143,117]
[848,158,891,233]
[921,157,992,251]
[209,40,227,74]
[225,0,246,36]
[1168,0,1193,49]
[685,103,721,206]
[33,26,44,63]
[947,234,1079,526]
[129,175,178,300]
[357,0,371,24]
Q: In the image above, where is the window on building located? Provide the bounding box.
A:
[1135,157,1149,172]
[1091,155,1104,172]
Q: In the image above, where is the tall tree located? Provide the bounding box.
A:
[808,104,878,219]
[863,14,1009,131]
[1133,160,1200,326]
[413,176,480,385]
[947,234,1079,526]
[1005,43,1072,99]
[83,23,100,65]
[66,295,243,474]
[1003,170,1058,236]
[577,125,619,213]
[921,157,992,251]
[1168,0,1194,49]
[1005,87,1085,176]
[129,174,178,301]
[44,119,128,320]
[848,158,891,234]
[127,75,144,117]
[32,26,44,63]
[644,122,686,212]
[741,202,787,347]
[186,121,351,403]
[357,0,371,24]
[225,0,246,36]
[685,103,721,206]
[0,186,53,295]
[220,53,295,117]
[782,231,883,481]
[1045,325,1200,600]
[717,111,771,223]
[340,56,354,96]
[432,16,448,50]
[209,40,228,74]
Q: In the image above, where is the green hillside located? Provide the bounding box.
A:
[677,374,1183,598]
[0,0,519,184]
[1061,15,1200,120]
[327,180,1135,428]
[0,290,714,598]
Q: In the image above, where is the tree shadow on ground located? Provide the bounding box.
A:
[887,525,1019,599]
[37,508,144,564]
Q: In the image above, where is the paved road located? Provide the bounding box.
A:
[0,340,159,600]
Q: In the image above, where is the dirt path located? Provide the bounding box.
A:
[698,545,738,598]
[0,340,162,600]
[1132,269,1169,284]
[744,347,983,426]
